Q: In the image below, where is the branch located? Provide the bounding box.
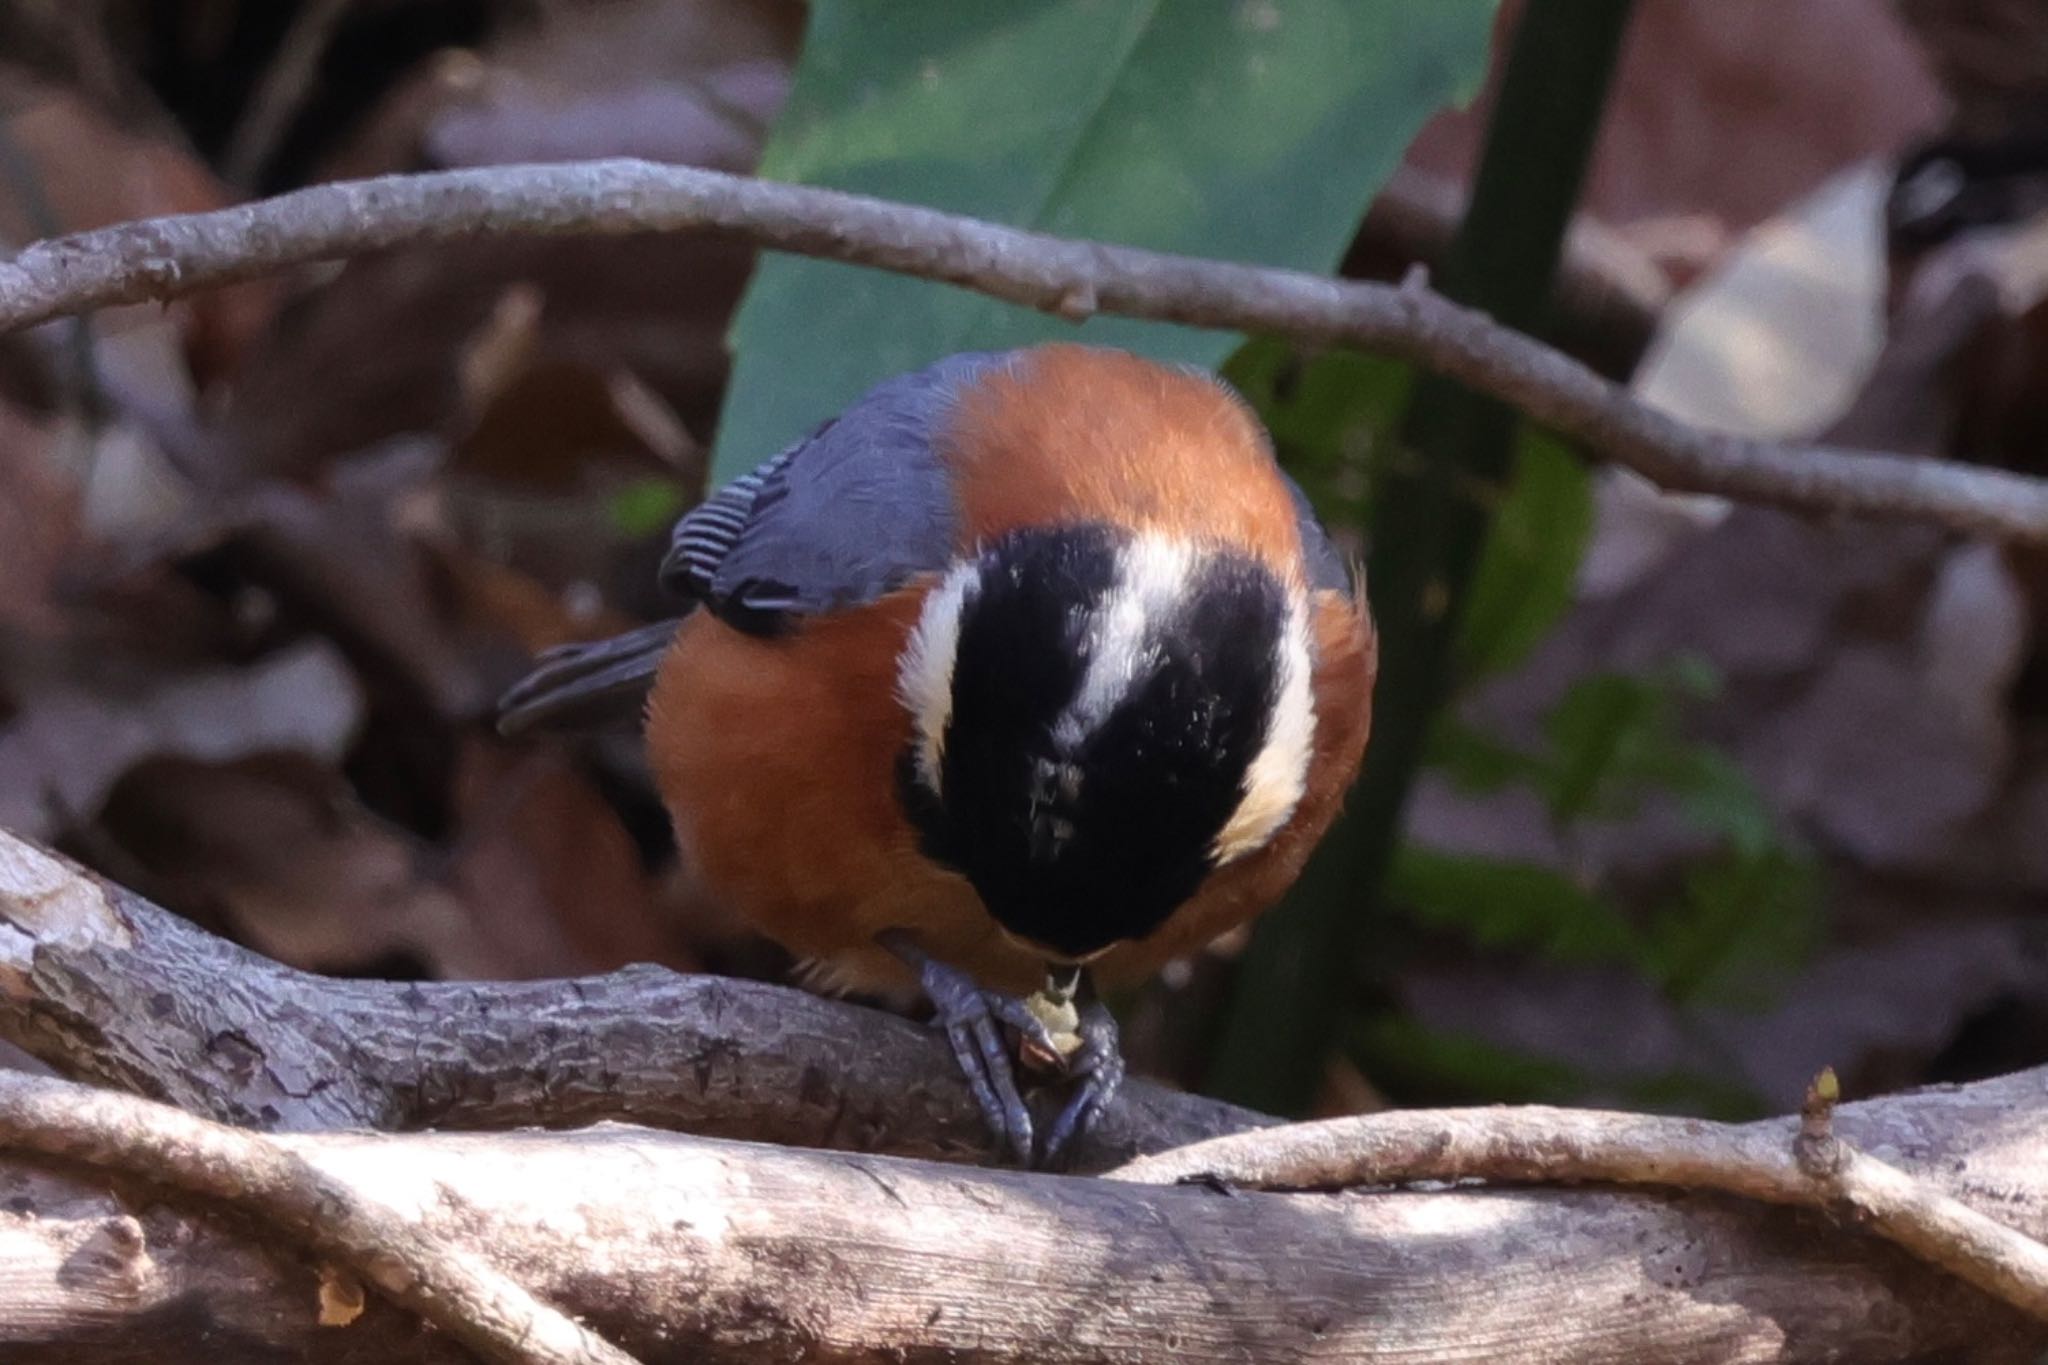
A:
[1111,1073,2048,1325]
[2,159,2046,543]
[5,831,2048,1359]
[0,829,1259,1166]
[219,0,353,190]
[0,1085,2043,1363]
[0,1072,637,1365]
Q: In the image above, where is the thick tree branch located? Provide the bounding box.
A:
[1111,1079,2048,1325]
[0,1072,638,1365]
[1,159,2045,543]
[6,839,2048,1358]
[0,829,1259,1166]
[0,1088,2044,1363]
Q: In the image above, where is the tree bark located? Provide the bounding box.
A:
[5,832,2048,1361]
[0,831,1258,1167]
[5,160,2048,544]
[0,1097,2042,1365]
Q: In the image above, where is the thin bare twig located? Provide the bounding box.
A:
[220,0,352,190]
[1110,1075,2048,1326]
[0,159,2045,542]
[0,1070,641,1365]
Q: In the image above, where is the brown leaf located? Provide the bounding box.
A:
[1406,0,1942,246]
[232,444,489,719]
[0,79,279,388]
[1745,643,2006,865]
[322,0,800,183]
[95,738,687,983]
[449,352,696,491]
[449,739,689,975]
[0,641,363,843]
[221,0,798,484]
[434,544,636,656]
[96,754,501,980]
[0,400,80,636]
[1898,0,2048,129]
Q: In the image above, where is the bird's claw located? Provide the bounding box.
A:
[912,954,1058,1165]
[1042,999,1124,1169]
[879,933,1121,1167]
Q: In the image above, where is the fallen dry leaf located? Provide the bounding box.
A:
[0,400,80,637]
[0,640,362,843]
[96,753,514,980]
[0,78,279,389]
[1407,0,1943,244]
[448,738,689,974]
[220,0,796,485]
[92,738,687,983]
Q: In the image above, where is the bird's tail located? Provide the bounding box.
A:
[494,617,686,736]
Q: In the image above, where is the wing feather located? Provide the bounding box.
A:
[658,352,1014,633]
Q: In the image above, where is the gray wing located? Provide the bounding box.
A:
[495,351,1012,732]
[494,618,683,735]
[1282,472,1354,597]
[661,351,1014,633]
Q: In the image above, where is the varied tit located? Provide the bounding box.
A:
[498,344,1377,1165]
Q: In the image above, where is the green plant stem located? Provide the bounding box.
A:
[1206,0,1636,1113]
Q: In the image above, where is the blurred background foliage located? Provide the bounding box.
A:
[1,0,2045,1124]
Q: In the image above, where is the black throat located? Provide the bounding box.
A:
[898,524,1287,961]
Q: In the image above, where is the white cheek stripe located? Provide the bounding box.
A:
[896,561,980,795]
[1213,592,1316,866]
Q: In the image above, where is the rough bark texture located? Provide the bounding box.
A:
[0,1074,637,1365]
[0,831,1260,1167]
[1112,1096,2048,1321]
[6,828,2048,1361]
[0,1105,2045,1365]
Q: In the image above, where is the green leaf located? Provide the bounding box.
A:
[1641,745,1780,859]
[1539,671,1666,822]
[606,478,689,537]
[1387,846,1646,968]
[1536,666,1728,824]
[1222,339,1411,530]
[1416,661,1824,1012]
[1423,713,1547,794]
[1648,848,1822,1008]
[1531,661,1794,858]
[1457,427,1594,678]
[713,0,1500,482]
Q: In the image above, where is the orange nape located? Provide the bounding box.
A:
[944,345,1311,586]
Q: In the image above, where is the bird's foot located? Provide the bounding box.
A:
[1042,998,1123,1169]
[880,934,1059,1165]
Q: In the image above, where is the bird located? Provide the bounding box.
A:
[497,343,1377,1165]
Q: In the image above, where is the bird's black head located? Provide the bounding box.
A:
[895,524,1316,962]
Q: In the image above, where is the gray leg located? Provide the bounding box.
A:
[1042,996,1124,1169]
[879,932,1060,1165]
